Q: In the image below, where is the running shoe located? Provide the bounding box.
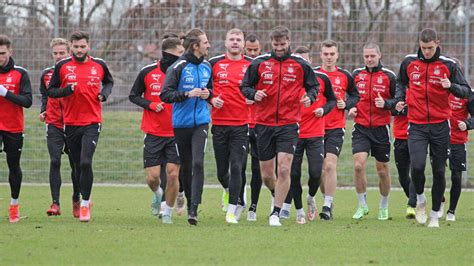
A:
[352,206,369,220]
[307,196,317,221]
[46,203,61,216]
[9,204,20,223]
[378,207,389,220]
[319,206,332,220]
[415,202,427,224]
[269,214,281,227]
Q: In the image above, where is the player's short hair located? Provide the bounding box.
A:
[419,28,438,43]
[0,35,12,48]
[226,28,244,38]
[321,39,338,50]
[50,38,69,50]
[183,28,206,51]
[270,26,290,40]
[70,31,90,43]
[294,45,310,54]
[245,33,259,43]
[363,42,381,54]
[162,37,183,51]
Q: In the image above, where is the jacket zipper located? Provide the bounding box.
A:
[425,63,430,122]
[369,71,373,128]
[193,65,200,127]
[276,61,282,126]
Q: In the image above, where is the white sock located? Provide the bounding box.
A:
[154,187,163,198]
[416,193,426,204]
[163,204,173,217]
[324,195,333,208]
[178,191,184,197]
[380,196,389,208]
[282,203,292,212]
[307,194,314,200]
[296,208,305,216]
[227,204,237,215]
[10,198,18,205]
[357,193,367,207]
[81,200,89,207]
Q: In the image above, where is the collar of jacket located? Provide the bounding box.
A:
[0,57,14,73]
[270,49,291,62]
[160,51,180,73]
[184,52,204,65]
[365,61,383,73]
[417,46,441,63]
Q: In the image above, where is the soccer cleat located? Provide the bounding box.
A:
[162,214,173,224]
[319,206,333,220]
[46,203,61,216]
[72,200,80,218]
[247,210,257,222]
[427,216,439,228]
[150,193,162,217]
[437,202,445,219]
[79,203,92,222]
[446,211,456,222]
[235,205,245,221]
[269,214,281,227]
[221,190,229,212]
[307,196,317,221]
[175,193,186,216]
[415,202,427,224]
[378,207,389,221]
[226,213,238,224]
[296,213,306,224]
[279,209,290,219]
[9,204,20,223]
[352,206,369,220]
[187,215,198,226]
[405,206,416,219]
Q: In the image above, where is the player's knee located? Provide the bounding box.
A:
[354,161,365,174]
[50,157,61,169]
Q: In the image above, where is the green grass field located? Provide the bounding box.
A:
[0,186,473,265]
[1,109,473,187]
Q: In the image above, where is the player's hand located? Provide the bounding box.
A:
[245,99,255,105]
[39,112,46,122]
[155,103,164,112]
[98,94,104,101]
[336,98,346,109]
[187,88,202,98]
[458,120,467,131]
[0,84,8,97]
[211,94,224,109]
[254,89,267,102]
[375,92,385,108]
[440,73,451,89]
[300,93,311,108]
[348,107,357,118]
[200,88,210,100]
[313,108,324,117]
[395,101,406,112]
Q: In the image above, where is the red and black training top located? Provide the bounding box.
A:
[240,51,319,126]
[314,66,359,130]
[39,66,64,129]
[352,63,397,128]
[47,56,113,126]
[396,47,471,124]
[129,61,173,137]
[0,57,32,133]
[209,54,252,126]
[299,71,336,138]
[391,106,408,140]
[449,93,474,144]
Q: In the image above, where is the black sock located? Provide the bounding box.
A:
[249,203,257,212]
[271,206,281,217]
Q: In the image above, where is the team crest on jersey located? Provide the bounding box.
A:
[6,76,12,83]
[335,76,341,85]
[434,67,440,75]
[377,76,383,84]
[91,67,97,75]
[288,65,294,73]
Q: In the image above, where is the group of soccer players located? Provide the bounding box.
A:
[0,26,471,228]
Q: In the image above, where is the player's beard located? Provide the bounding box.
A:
[73,52,88,62]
